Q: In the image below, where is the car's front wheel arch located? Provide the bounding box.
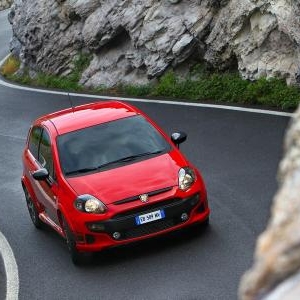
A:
[22,185,43,229]
[60,213,88,265]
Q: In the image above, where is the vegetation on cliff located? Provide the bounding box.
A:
[1,54,299,111]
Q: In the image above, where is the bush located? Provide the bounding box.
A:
[0,55,20,76]
[152,71,178,97]
[2,54,300,110]
[150,70,300,110]
[5,52,92,92]
[245,78,300,109]
[68,53,92,82]
[35,73,82,91]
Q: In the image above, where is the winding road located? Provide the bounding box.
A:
[0,9,291,300]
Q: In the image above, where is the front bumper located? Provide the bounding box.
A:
[74,192,210,252]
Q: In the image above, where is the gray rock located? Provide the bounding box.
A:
[263,272,300,300]
[8,0,300,87]
[239,105,300,299]
[0,0,13,11]
[9,1,84,74]
[9,37,22,58]
[168,0,182,4]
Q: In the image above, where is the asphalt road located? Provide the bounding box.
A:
[0,9,291,300]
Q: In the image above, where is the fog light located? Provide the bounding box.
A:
[181,213,189,221]
[113,232,121,240]
[190,194,200,206]
[88,223,105,232]
[75,234,85,243]
[85,234,95,244]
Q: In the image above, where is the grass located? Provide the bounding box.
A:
[150,71,300,110]
[1,56,300,111]
[3,53,92,92]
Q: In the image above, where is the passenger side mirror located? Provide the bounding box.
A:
[32,168,49,181]
[171,132,187,148]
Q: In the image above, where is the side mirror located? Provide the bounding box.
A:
[171,132,187,148]
[32,168,49,181]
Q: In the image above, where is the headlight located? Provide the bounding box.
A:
[178,167,196,191]
[74,194,107,214]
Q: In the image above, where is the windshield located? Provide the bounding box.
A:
[57,115,171,176]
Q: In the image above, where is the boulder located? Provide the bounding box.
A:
[239,105,300,299]
[0,0,13,11]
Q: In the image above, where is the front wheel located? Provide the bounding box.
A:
[24,188,43,229]
[61,216,86,265]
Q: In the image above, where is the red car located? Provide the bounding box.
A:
[21,101,210,264]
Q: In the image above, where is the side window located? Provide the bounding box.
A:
[28,126,42,159]
[38,129,54,178]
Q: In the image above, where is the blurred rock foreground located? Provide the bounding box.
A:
[8,0,300,87]
[239,106,300,299]
[0,0,12,11]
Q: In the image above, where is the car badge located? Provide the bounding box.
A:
[139,194,149,203]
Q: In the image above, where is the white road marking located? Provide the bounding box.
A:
[0,232,19,300]
[0,55,294,118]
[0,133,26,140]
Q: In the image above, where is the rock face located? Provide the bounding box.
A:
[8,0,300,87]
[0,0,12,11]
[239,105,300,299]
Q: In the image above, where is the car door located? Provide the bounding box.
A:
[28,126,60,225]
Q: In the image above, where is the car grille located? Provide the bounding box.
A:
[122,219,176,239]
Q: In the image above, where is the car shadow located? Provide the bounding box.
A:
[86,223,213,268]
[38,220,213,268]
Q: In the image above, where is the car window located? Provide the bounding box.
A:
[57,115,171,175]
[39,129,54,178]
[28,126,42,159]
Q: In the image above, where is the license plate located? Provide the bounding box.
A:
[135,209,165,225]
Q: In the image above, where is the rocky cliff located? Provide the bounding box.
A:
[8,0,300,87]
[0,0,12,11]
[239,106,300,299]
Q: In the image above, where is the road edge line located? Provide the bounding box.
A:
[0,231,19,300]
[0,54,293,118]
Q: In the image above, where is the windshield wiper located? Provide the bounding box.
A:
[65,150,165,175]
[97,150,164,169]
[65,167,98,176]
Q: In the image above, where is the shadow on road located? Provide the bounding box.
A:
[88,224,212,268]
[39,220,213,268]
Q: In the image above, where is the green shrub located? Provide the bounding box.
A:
[5,52,92,91]
[68,52,92,82]
[150,70,300,110]
[152,71,178,97]
[0,55,20,76]
[35,73,82,91]
[121,84,152,97]
[3,54,300,110]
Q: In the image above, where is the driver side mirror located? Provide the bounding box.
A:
[32,168,49,181]
[171,132,187,148]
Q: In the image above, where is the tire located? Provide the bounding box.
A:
[61,216,85,265]
[24,188,43,229]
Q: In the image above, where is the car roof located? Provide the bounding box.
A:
[37,101,139,135]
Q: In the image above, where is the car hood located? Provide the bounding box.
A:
[66,152,186,205]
